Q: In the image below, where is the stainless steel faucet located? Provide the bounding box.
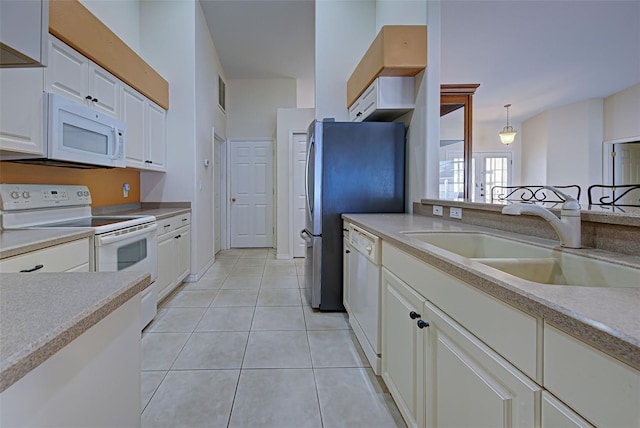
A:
[501,186,581,248]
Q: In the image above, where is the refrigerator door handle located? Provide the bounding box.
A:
[300,229,311,242]
[305,139,314,219]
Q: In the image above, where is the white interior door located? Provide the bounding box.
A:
[230,139,273,248]
[291,132,307,258]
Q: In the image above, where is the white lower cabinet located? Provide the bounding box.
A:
[0,239,90,273]
[0,295,141,427]
[343,237,351,312]
[542,391,594,428]
[544,323,640,427]
[379,240,639,428]
[424,301,541,427]
[381,268,426,428]
[156,213,191,302]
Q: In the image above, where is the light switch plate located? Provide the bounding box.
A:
[433,205,443,216]
[450,207,462,219]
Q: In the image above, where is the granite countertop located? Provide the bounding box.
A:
[0,229,93,260]
[342,213,640,371]
[92,202,191,221]
[0,271,151,393]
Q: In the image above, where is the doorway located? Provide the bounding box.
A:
[213,132,227,254]
[290,130,307,258]
[229,139,274,248]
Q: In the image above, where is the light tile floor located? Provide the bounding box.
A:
[141,248,406,428]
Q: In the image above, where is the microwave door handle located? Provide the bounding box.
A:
[111,128,122,160]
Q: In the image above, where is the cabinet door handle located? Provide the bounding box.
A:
[417,320,430,329]
[175,234,181,239]
[409,311,421,319]
[20,264,44,273]
[85,95,92,100]
[93,98,98,102]
[345,250,350,254]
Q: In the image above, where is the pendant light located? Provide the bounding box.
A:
[499,104,517,145]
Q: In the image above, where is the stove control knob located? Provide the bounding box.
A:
[22,191,31,199]
[77,191,83,197]
[11,191,20,199]
[84,191,89,196]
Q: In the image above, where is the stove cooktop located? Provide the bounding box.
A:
[39,216,148,228]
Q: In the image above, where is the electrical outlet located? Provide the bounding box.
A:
[450,207,462,219]
[433,205,443,216]
[123,183,130,198]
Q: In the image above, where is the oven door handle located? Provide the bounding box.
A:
[96,223,158,246]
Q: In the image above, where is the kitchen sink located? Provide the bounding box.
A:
[401,231,552,258]
[478,254,640,288]
[401,231,640,288]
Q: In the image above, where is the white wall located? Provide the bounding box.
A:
[139,0,226,278]
[297,78,315,109]
[375,0,427,31]
[546,99,603,196]
[275,108,315,258]
[194,0,226,274]
[79,0,141,54]
[521,111,549,186]
[521,99,603,201]
[226,79,296,138]
[315,0,376,120]
[603,83,640,142]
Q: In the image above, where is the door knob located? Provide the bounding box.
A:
[231,197,236,202]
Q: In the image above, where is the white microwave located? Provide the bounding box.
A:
[43,93,126,168]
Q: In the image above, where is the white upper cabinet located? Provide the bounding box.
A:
[46,37,121,118]
[88,62,121,118]
[122,86,146,168]
[0,67,45,155]
[349,77,415,122]
[0,0,48,68]
[123,85,166,172]
[146,101,167,171]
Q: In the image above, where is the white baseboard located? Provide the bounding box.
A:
[184,257,215,282]
[276,253,291,260]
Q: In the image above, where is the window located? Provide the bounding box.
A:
[218,75,226,112]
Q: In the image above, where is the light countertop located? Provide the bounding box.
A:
[0,229,93,260]
[342,213,640,371]
[0,271,151,393]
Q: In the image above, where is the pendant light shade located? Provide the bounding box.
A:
[499,104,517,145]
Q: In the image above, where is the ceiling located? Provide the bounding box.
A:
[200,0,640,124]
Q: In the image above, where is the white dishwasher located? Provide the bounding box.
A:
[347,224,382,375]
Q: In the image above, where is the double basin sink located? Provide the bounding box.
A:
[401,231,639,288]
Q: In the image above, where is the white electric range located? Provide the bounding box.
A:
[0,184,158,329]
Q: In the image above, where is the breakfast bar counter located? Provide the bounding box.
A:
[0,271,151,393]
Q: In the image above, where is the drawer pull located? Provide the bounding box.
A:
[409,311,421,319]
[20,264,44,273]
[175,234,182,239]
[417,320,430,329]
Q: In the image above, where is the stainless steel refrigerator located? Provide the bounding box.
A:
[300,120,405,311]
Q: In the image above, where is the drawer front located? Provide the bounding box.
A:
[382,242,540,381]
[348,99,363,122]
[176,212,191,227]
[0,239,89,273]
[359,79,378,120]
[544,323,640,427]
[156,217,175,235]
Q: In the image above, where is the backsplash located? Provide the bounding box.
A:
[0,162,140,206]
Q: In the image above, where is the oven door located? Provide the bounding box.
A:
[95,222,158,281]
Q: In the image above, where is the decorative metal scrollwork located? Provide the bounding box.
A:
[491,185,581,204]
[587,184,640,208]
